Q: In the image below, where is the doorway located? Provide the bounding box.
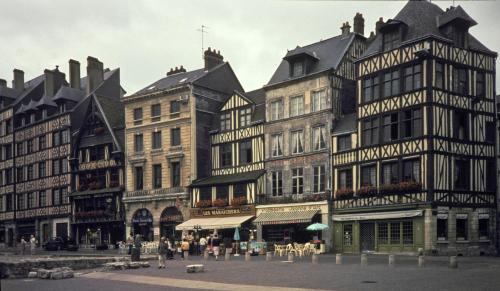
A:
[360,222,375,252]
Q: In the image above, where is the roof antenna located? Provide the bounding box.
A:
[197,25,209,60]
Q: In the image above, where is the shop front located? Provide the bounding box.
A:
[160,206,184,241]
[254,201,331,250]
[132,208,154,241]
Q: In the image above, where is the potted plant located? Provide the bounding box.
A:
[335,188,354,200]
[357,186,378,197]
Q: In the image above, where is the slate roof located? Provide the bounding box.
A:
[245,88,266,122]
[332,113,357,135]
[362,1,495,59]
[0,86,21,99]
[190,170,266,187]
[267,33,356,86]
[95,95,125,150]
[53,85,85,102]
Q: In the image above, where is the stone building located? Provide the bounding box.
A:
[257,15,367,249]
[331,1,497,255]
[122,48,243,241]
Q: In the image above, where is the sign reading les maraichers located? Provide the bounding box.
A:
[191,205,255,217]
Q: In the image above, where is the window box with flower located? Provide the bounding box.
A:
[335,188,354,200]
[196,200,212,208]
[357,186,378,197]
[231,196,247,206]
[213,198,228,207]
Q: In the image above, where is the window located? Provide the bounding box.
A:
[402,108,422,138]
[61,159,68,174]
[271,171,283,196]
[170,100,180,115]
[362,117,379,146]
[133,108,143,125]
[27,165,33,180]
[239,140,252,165]
[382,162,398,185]
[6,194,13,211]
[171,128,181,146]
[378,222,388,244]
[453,111,468,140]
[199,187,211,201]
[476,72,485,97]
[171,162,181,187]
[338,169,353,189]
[292,168,304,195]
[134,134,143,152]
[53,131,61,147]
[486,159,496,191]
[220,113,231,131]
[454,159,469,190]
[271,134,283,157]
[53,189,61,206]
[382,70,400,97]
[52,159,60,175]
[18,194,26,210]
[220,144,232,167]
[435,62,444,89]
[337,134,351,151]
[270,100,283,121]
[404,64,422,92]
[5,144,11,159]
[239,108,252,127]
[383,113,399,141]
[312,90,327,112]
[452,67,468,95]
[402,221,413,244]
[27,139,33,154]
[27,192,35,209]
[152,164,162,189]
[134,166,143,190]
[151,104,161,122]
[234,184,246,198]
[403,159,420,183]
[292,61,304,77]
[216,185,229,201]
[62,129,70,144]
[152,131,162,149]
[313,165,326,193]
[313,126,326,151]
[291,130,304,154]
[390,222,400,244]
[478,216,489,240]
[61,187,68,204]
[16,167,24,182]
[17,142,24,156]
[361,165,376,186]
[383,30,399,51]
[485,121,495,143]
[456,215,468,241]
[39,191,46,207]
[437,215,448,241]
[39,135,46,150]
[343,224,353,246]
[289,96,304,117]
[363,76,380,103]
[5,169,12,184]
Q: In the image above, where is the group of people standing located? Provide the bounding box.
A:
[19,234,37,255]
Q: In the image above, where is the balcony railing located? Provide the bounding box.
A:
[334,182,422,200]
[257,192,331,205]
[125,187,187,198]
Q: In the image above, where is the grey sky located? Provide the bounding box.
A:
[1,0,498,94]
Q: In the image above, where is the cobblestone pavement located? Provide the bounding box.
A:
[4,254,500,291]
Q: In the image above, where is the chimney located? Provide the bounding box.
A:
[204,47,224,71]
[341,22,351,36]
[167,65,187,76]
[13,69,24,91]
[86,56,104,94]
[376,17,384,34]
[0,79,6,87]
[354,13,365,36]
[69,59,81,89]
[44,66,66,97]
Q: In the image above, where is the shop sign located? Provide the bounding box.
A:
[80,159,118,171]
[259,204,323,214]
[160,214,183,223]
[191,205,255,217]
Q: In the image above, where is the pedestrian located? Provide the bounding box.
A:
[181,239,190,260]
[131,234,142,261]
[126,233,134,255]
[199,236,207,255]
[212,234,221,261]
[166,237,174,260]
[157,236,167,269]
[29,235,37,255]
[20,237,27,255]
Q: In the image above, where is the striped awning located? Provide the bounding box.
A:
[175,215,254,231]
[332,210,423,221]
[253,210,319,225]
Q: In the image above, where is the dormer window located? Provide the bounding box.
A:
[58,103,66,114]
[383,29,400,51]
[239,108,252,127]
[292,61,304,77]
[42,109,48,119]
[30,113,36,124]
[220,113,231,131]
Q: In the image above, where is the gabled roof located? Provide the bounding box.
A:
[437,5,477,28]
[53,85,85,102]
[267,33,357,86]
[362,1,495,59]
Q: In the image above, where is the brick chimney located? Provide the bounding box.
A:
[44,66,66,97]
[341,22,351,36]
[13,69,24,91]
[204,47,224,71]
[167,65,187,76]
[69,59,81,89]
[354,13,365,36]
[86,56,104,94]
[0,79,6,87]
[376,17,384,34]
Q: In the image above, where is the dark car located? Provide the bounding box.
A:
[43,237,79,251]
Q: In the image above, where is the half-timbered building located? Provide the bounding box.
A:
[331,1,497,255]
[122,48,243,241]
[257,15,367,249]
[180,89,265,239]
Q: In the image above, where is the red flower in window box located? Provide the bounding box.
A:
[398,181,422,192]
[335,188,354,199]
[231,196,247,206]
[357,186,377,197]
[196,200,212,208]
[212,198,228,207]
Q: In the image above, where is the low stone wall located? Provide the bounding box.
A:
[0,256,129,278]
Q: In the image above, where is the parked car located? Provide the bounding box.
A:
[43,237,79,251]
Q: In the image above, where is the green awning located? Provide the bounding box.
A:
[253,209,318,225]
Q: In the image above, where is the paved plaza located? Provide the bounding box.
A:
[3,254,500,291]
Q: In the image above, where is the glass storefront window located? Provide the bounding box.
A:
[378,223,388,244]
[343,224,353,246]
[390,222,400,245]
[402,221,413,244]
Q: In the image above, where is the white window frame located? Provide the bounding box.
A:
[312,90,327,112]
[291,130,304,154]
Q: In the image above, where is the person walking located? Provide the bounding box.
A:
[181,239,190,260]
[126,233,134,255]
[212,234,221,261]
[199,236,207,255]
[166,237,174,260]
[157,236,167,269]
[29,235,37,255]
[20,237,27,255]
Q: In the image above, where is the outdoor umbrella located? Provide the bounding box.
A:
[306,223,329,240]
[233,227,240,256]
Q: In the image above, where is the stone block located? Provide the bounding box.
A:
[140,262,150,268]
[51,271,63,280]
[27,271,37,278]
[186,264,204,273]
[62,271,74,279]
[128,262,141,269]
[37,269,51,279]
